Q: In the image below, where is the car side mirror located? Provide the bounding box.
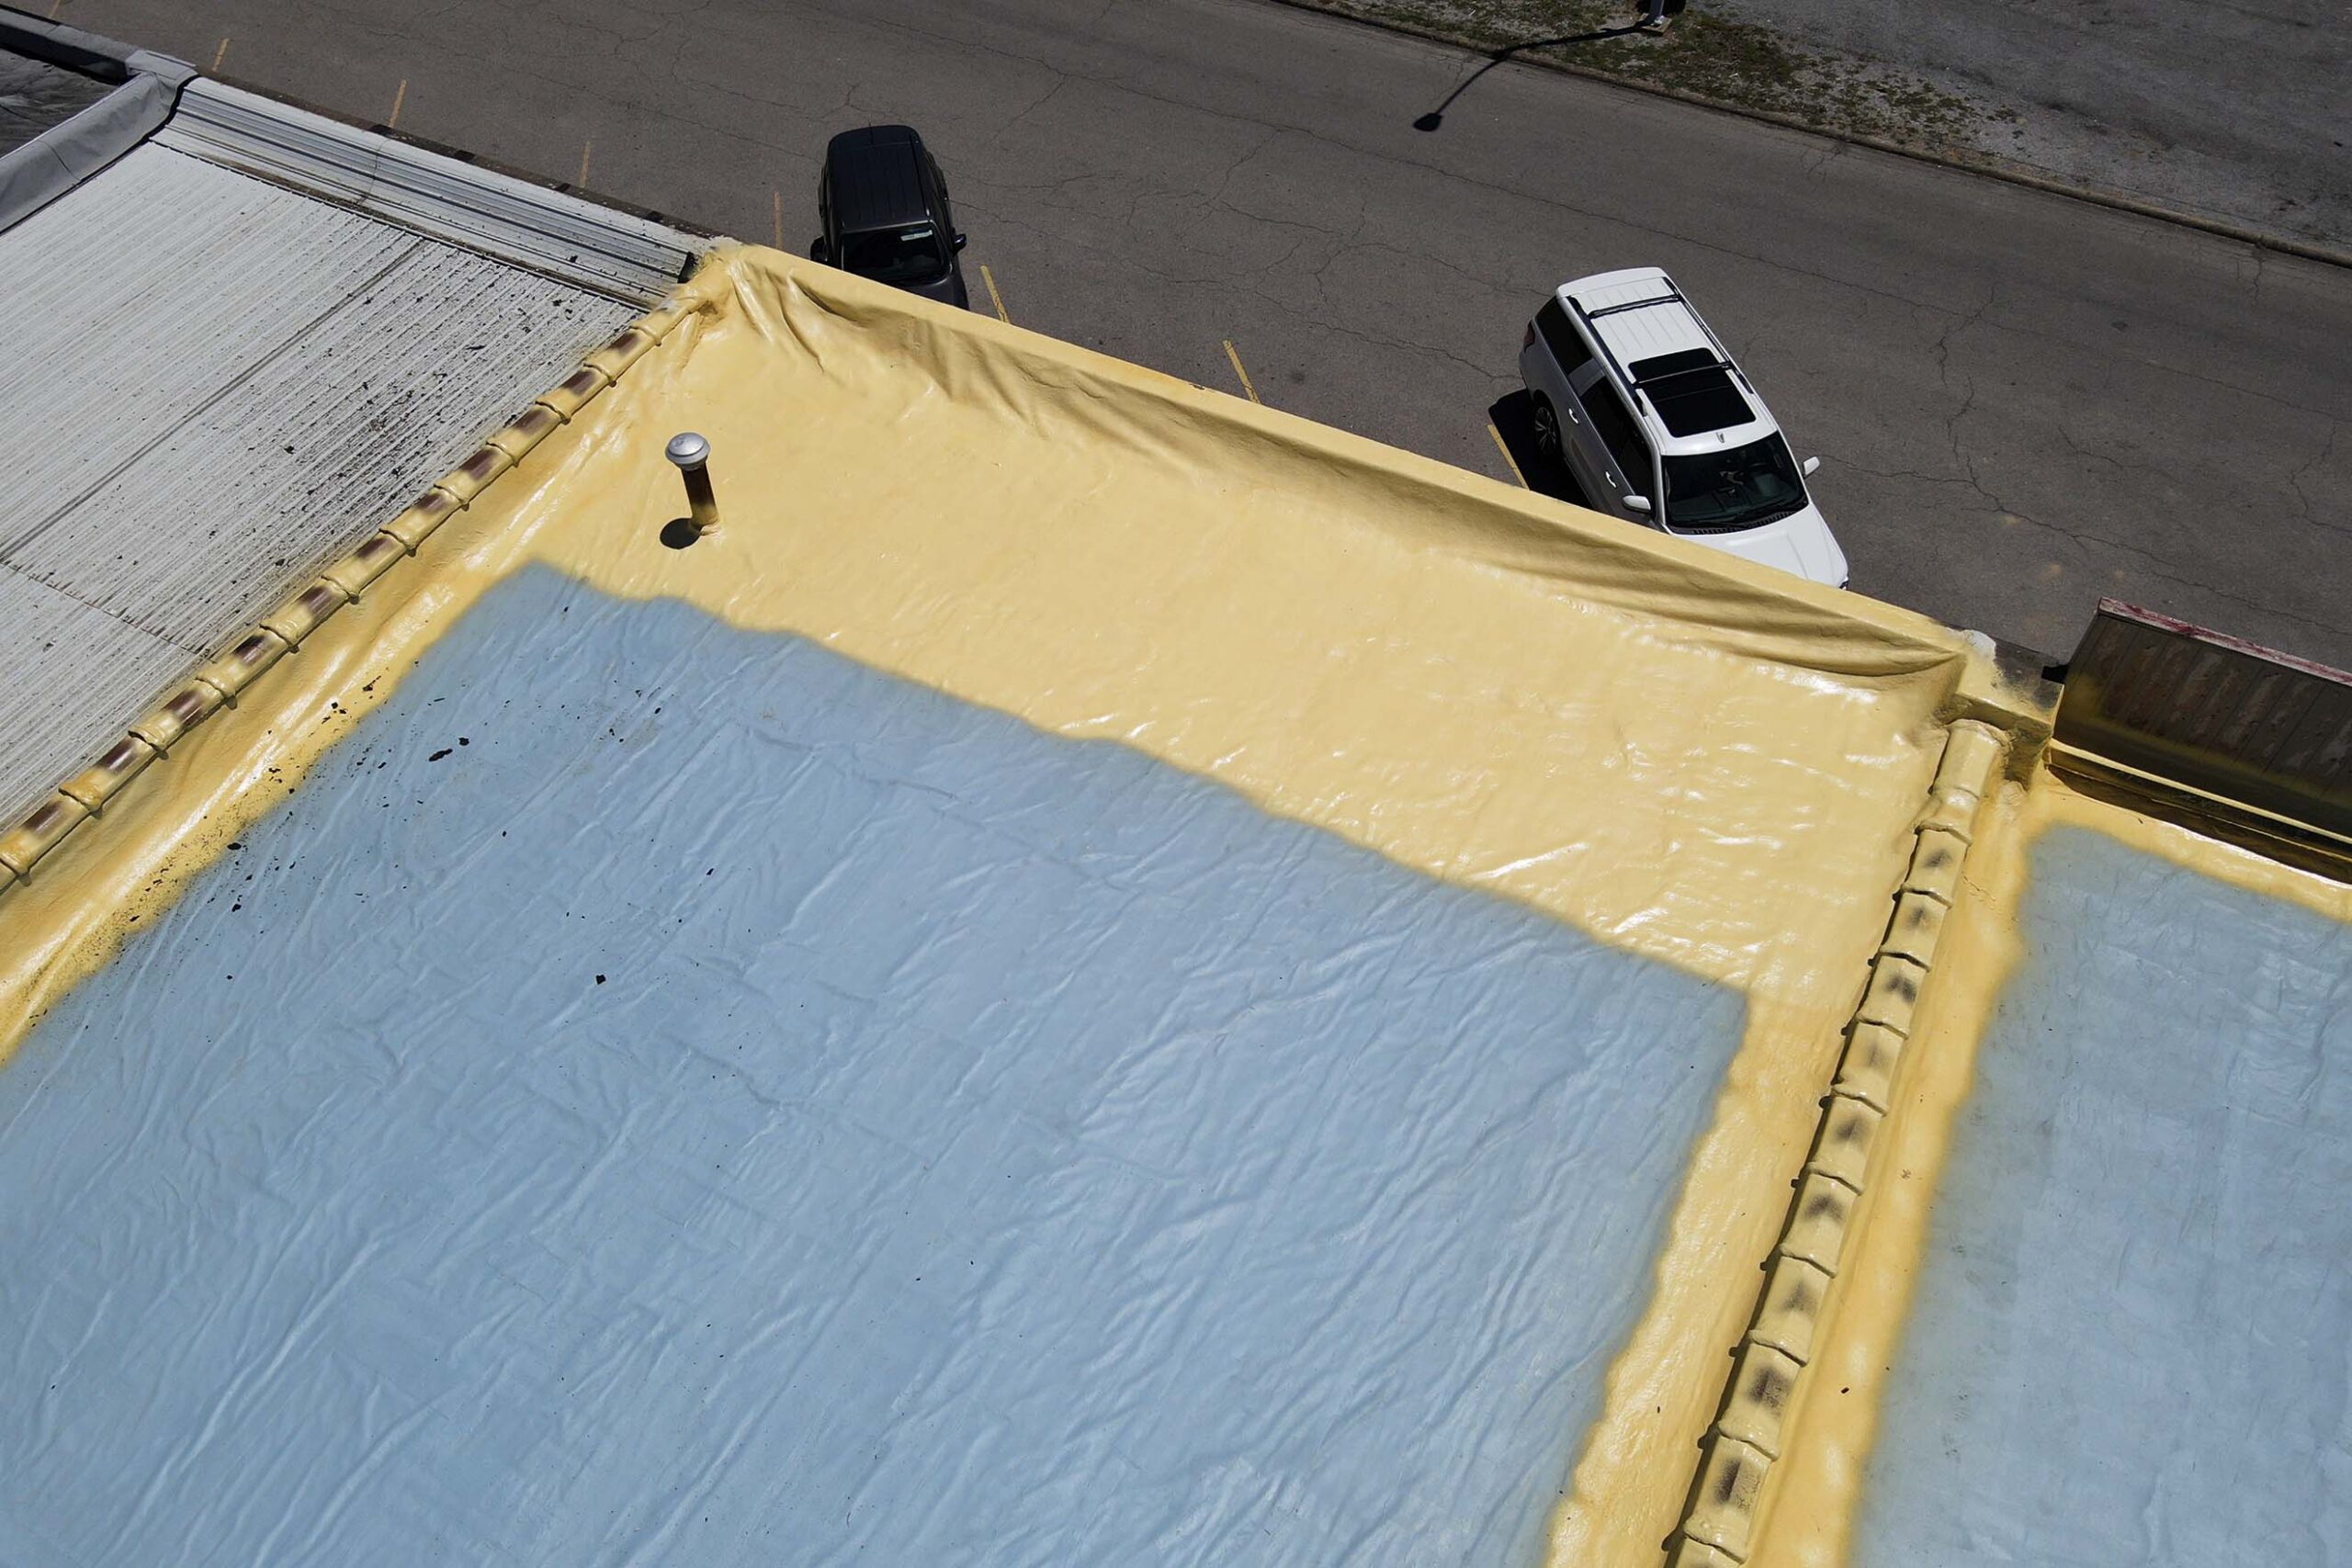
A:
[1623,494,1652,513]
[1802,456,1821,477]
[953,232,968,252]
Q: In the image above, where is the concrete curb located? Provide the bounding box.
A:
[1262,0,2352,272]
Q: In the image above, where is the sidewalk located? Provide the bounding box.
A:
[1289,0,2348,254]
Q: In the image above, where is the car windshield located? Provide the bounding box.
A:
[841,223,948,285]
[1661,434,1808,532]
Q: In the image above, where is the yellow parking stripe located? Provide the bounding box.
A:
[1487,423,1527,487]
[1222,339,1261,404]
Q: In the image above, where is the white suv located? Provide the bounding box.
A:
[1518,268,1848,587]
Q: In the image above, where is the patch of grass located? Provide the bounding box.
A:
[1305,0,1984,150]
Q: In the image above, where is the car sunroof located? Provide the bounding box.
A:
[1628,348,1716,380]
[1630,352,1754,437]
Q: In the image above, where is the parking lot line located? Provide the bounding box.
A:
[979,265,1011,324]
[388,79,406,130]
[211,37,230,72]
[773,190,783,251]
[577,141,593,186]
[1222,339,1261,405]
[1487,423,1528,487]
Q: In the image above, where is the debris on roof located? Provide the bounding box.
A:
[0,34,707,820]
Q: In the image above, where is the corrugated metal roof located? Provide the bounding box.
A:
[0,141,640,816]
[159,81,698,303]
[0,570,193,821]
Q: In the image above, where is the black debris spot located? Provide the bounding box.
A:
[458,737,469,746]
[427,748,453,761]
[595,974,607,985]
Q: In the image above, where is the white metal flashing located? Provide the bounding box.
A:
[158,79,697,303]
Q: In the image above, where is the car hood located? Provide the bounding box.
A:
[1669,502,1848,588]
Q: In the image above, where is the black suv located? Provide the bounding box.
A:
[812,125,969,309]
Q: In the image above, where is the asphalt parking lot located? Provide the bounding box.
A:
[48,0,2352,666]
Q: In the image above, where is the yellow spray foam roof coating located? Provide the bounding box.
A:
[0,245,2211,1568]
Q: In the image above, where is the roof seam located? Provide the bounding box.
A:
[0,558,208,660]
[1667,717,2007,1568]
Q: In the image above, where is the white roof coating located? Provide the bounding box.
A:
[0,108,670,818]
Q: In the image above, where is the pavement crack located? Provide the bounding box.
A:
[2285,419,2344,528]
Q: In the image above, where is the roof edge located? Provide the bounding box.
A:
[0,9,192,232]
[156,77,708,304]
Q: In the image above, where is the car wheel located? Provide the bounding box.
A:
[1532,396,1561,460]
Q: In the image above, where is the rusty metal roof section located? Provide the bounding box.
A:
[2052,599,2352,876]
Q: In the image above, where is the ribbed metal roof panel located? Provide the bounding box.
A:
[158,80,699,303]
[0,141,637,811]
[6,191,632,646]
[0,567,192,818]
[0,147,417,556]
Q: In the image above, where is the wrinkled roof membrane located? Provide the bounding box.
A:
[0,241,2343,1568]
[1,567,1743,1566]
[1860,826,2352,1566]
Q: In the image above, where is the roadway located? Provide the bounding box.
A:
[52,0,2352,666]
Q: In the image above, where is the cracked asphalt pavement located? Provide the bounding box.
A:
[62,0,2352,664]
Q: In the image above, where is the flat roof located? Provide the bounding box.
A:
[0,46,112,154]
[0,68,2343,1568]
[6,243,2224,1568]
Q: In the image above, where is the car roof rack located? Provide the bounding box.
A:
[1566,276,1758,409]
